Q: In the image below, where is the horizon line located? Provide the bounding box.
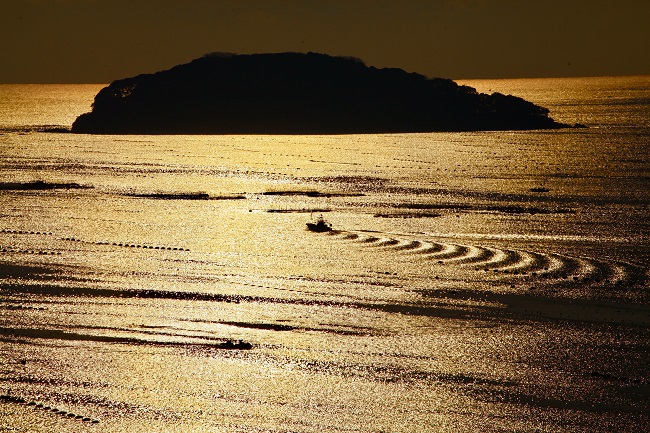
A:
[2,73,650,86]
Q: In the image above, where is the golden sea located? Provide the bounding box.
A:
[1,77,649,432]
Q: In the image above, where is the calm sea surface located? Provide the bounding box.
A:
[1,77,649,432]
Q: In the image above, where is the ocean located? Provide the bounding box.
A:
[1,76,649,432]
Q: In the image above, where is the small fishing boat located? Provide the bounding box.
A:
[306,215,332,232]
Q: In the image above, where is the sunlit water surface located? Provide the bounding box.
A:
[1,77,649,432]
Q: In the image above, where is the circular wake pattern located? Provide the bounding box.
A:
[392,240,423,251]
[326,230,647,290]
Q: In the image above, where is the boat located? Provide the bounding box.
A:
[306,215,332,232]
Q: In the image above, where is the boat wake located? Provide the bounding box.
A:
[325,229,648,298]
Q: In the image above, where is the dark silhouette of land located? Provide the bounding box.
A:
[72,52,570,134]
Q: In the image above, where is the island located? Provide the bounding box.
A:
[71,52,569,134]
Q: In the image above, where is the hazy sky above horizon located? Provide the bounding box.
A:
[2,0,649,83]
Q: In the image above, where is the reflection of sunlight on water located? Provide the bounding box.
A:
[0,84,105,128]
[423,231,636,243]
[1,78,649,431]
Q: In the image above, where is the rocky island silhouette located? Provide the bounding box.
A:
[72,52,570,134]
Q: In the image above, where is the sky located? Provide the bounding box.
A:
[1,0,649,83]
